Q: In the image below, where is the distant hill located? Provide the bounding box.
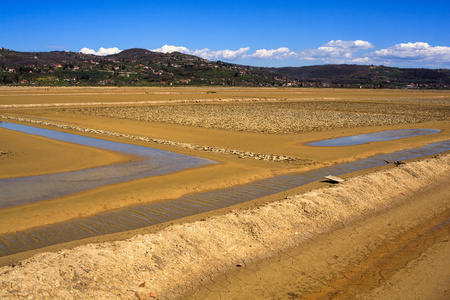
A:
[0,48,88,66]
[275,64,372,79]
[272,64,450,88]
[1,47,449,88]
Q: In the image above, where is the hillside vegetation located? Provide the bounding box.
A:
[1,47,449,88]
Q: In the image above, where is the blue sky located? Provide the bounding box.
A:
[1,0,449,68]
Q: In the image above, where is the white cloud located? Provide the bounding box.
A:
[324,40,374,50]
[370,42,450,66]
[298,40,375,62]
[249,47,296,59]
[153,45,191,54]
[152,44,250,61]
[151,41,374,63]
[79,47,122,56]
[81,41,450,67]
[215,47,250,60]
[351,57,371,63]
[193,47,250,60]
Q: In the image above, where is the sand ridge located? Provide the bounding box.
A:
[0,153,448,299]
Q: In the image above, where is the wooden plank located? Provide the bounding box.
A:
[324,175,345,183]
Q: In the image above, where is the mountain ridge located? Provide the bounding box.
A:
[1,47,449,88]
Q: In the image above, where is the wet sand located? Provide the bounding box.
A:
[1,97,448,236]
[0,127,134,179]
[0,115,448,236]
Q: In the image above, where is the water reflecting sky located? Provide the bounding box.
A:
[0,122,215,208]
[308,129,440,147]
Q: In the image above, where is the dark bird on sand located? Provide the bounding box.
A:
[384,160,406,166]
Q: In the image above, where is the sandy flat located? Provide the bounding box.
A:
[0,87,449,299]
[0,127,135,178]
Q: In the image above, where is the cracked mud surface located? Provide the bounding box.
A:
[60,100,449,134]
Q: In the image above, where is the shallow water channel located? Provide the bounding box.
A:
[308,129,440,146]
[0,122,215,208]
[0,123,449,257]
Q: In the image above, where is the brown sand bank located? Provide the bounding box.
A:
[0,127,136,179]
[0,116,448,235]
[0,87,449,243]
[0,153,448,299]
[1,86,449,105]
[184,162,450,300]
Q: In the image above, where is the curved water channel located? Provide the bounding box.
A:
[307,129,440,146]
[0,122,215,208]
[0,123,448,257]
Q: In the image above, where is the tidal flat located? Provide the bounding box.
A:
[0,86,449,299]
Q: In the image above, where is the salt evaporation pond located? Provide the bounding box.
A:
[308,129,440,146]
[0,122,215,209]
[0,122,448,257]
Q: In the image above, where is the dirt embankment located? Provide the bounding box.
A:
[1,154,448,300]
